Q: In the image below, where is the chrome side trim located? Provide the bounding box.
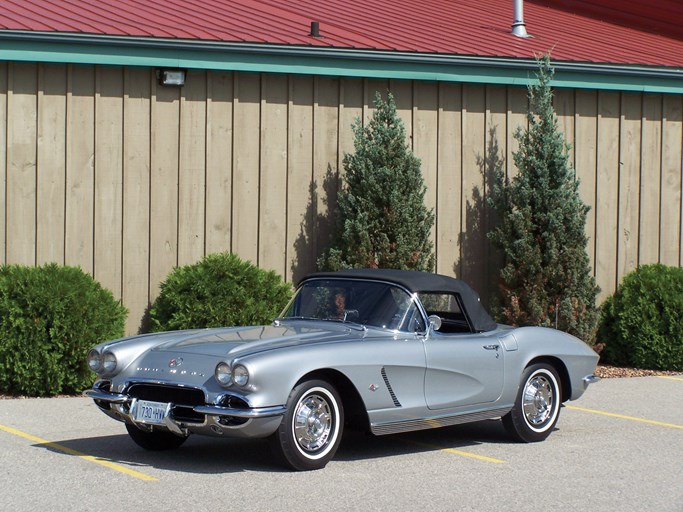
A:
[370,406,511,436]
[193,405,287,419]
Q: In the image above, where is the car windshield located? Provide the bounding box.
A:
[280,279,425,332]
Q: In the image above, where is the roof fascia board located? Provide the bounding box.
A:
[1,32,683,94]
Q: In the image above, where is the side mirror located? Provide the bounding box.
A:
[428,315,442,332]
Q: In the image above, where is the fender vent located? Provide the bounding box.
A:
[381,367,402,407]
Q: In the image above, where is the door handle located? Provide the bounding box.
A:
[483,344,500,350]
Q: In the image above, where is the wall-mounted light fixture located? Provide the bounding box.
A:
[157,69,186,86]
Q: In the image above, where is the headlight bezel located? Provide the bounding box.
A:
[87,349,103,373]
[232,364,250,387]
[215,362,250,388]
[102,351,117,373]
[215,362,233,386]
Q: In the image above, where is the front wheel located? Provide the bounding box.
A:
[125,423,189,451]
[503,363,562,443]
[270,379,344,471]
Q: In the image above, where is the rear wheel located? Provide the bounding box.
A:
[125,423,189,451]
[503,363,561,443]
[270,379,344,471]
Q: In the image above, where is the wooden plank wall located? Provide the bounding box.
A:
[1,62,682,333]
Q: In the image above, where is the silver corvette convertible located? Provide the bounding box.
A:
[85,269,599,470]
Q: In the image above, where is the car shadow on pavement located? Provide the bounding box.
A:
[33,433,282,474]
[336,419,514,462]
[33,419,516,474]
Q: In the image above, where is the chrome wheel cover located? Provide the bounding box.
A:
[293,393,333,453]
[522,374,555,427]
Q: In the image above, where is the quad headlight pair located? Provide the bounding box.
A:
[87,349,117,374]
[215,362,249,387]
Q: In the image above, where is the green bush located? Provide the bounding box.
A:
[149,253,293,332]
[0,264,127,396]
[599,264,683,371]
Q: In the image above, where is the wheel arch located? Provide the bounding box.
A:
[295,369,370,432]
[525,356,571,403]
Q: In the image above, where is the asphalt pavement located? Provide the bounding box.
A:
[0,375,681,512]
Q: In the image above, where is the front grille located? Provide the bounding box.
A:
[217,395,250,426]
[218,395,250,409]
[127,383,206,424]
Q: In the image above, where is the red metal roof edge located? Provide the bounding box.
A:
[531,0,683,40]
[1,0,683,69]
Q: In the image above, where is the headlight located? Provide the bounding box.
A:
[87,349,102,372]
[215,362,232,386]
[102,351,117,373]
[233,364,249,386]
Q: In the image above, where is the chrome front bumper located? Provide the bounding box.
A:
[84,383,286,439]
[582,374,601,388]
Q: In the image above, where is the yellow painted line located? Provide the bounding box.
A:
[0,423,158,481]
[401,439,506,464]
[566,406,683,430]
[657,376,683,382]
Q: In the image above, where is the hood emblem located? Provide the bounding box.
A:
[169,358,183,368]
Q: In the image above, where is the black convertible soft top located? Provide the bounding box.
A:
[302,268,498,332]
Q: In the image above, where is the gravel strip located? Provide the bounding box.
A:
[595,365,683,379]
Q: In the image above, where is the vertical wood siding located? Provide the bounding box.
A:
[1,63,682,333]
[122,68,151,334]
[7,63,37,267]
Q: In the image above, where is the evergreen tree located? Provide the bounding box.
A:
[487,55,599,344]
[318,92,435,271]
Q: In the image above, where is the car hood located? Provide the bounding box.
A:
[148,321,362,359]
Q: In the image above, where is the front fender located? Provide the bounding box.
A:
[230,335,426,413]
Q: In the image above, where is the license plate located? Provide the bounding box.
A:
[133,400,170,425]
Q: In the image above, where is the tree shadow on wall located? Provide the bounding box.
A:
[456,127,505,309]
[291,165,339,284]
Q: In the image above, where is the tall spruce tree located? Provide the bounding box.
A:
[488,55,599,344]
[318,92,435,271]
